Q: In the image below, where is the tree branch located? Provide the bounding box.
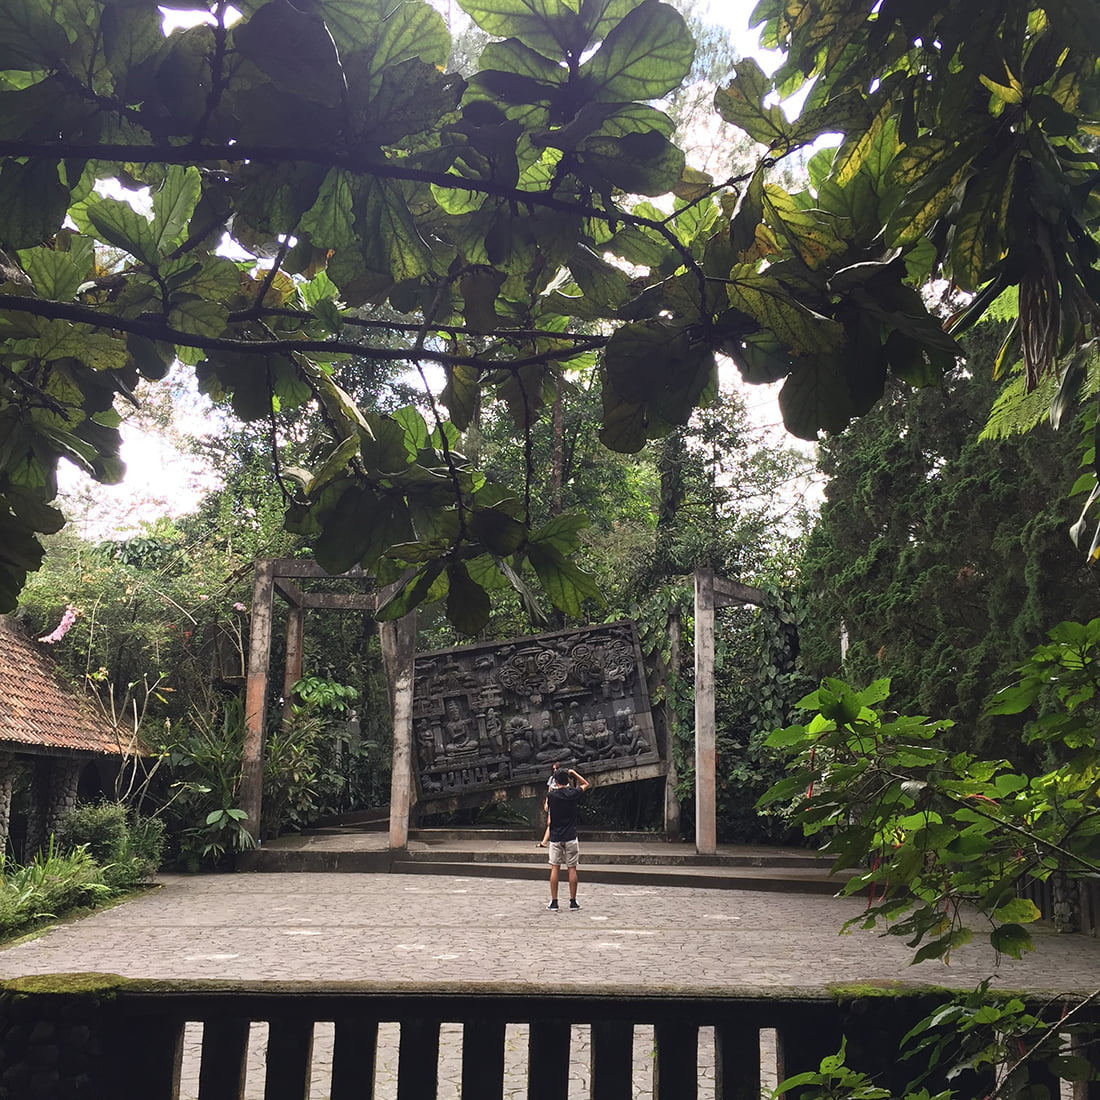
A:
[0,294,608,369]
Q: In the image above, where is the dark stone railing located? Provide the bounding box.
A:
[0,977,1094,1099]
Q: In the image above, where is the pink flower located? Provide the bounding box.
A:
[233,602,247,612]
[39,605,78,644]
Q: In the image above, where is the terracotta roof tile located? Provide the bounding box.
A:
[0,616,131,755]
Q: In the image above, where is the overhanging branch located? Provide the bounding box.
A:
[0,294,608,369]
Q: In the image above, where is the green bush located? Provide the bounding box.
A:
[55,802,128,864]
[55,801,165,890]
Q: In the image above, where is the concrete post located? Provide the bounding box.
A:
[694,568,717,855]
[663,604,682,841]
[241,560,276,841]
[380,611,417,850]
[281,604,305,724]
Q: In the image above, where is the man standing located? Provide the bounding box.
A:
[545,767,590,911]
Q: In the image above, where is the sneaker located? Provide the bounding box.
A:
[546,900,559,911]
[569,899,581,910]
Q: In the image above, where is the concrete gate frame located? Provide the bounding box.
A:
[237,559,419,851]
[238,558,765,855]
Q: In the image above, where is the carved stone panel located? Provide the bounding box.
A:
[412,621,659,800]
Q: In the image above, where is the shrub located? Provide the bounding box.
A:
[55,801,165,890]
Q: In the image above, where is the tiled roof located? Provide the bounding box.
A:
[0,616,131,755]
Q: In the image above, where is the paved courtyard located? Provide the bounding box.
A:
[0,872,1095,993]
[0,872,1095,1098]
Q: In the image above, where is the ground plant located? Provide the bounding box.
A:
[0,844,109,938]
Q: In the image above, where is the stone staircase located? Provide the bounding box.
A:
[239,827,856,894]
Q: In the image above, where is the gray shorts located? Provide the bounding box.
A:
[548,839,580,868]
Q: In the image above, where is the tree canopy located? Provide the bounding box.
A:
[2,0,1098,628]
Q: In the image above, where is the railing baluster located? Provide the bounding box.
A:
[714,1022,759,1100]
[775,1006,843,1088]
[653,1020,698,1100]
[591,1019,633,1100]
[331,1017,379,1100]
[527,1019,571,1100]
[263,1019,314,1100]
[461,1018,506,1098]
[198,1018,251,1100]
[111,1013,185,1100]
[397,1018,440,1100]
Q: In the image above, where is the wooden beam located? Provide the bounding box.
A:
[712,576,766,608]
[271,559,367,579]
[273,578,305,607]
[694,568,717,855]
[241,560,276,841]
[300,593,378,611]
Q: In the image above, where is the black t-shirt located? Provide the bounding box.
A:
[547,786,582,842]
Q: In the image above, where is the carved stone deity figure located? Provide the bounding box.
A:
[485,707,504,753]
[533,709,571,764]
[415,720,437,768]
[443,701,478,757]
[613,706,650,756]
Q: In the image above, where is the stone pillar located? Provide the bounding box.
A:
[44,758,83,840]
[0,753,20,856]
[22,757,51,857]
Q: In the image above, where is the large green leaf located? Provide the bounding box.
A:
[359,179,435,282]
[949,156,1016,292]
[526,539,603,617]
[355,58,463,145]
[151,166,202,257]
[0,0,71,71]
[568,245,630,310]
[761,185,847,269]
[602,320,716,434]
[726,266,843,356]
[233,0,346,108]
[374,559,447,620]
[18,243,90,302]
[470,506,527,555]
[446,560,491,634]
[0,160,70,250]
[457,0,590,60]
[778,352,883,440]
[0,503,47,612]
[579,0,693,102]
[572,125,685,196]
[102,3,164,80]
[84,195,158,266]
[714,59,790,147]
[356,0,449,99]
[300,170,358,251]
[440,364,481,431]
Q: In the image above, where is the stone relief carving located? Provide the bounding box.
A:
[412,622,659,799]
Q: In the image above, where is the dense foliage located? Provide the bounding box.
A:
[800,334,1100,754]
[2,0,1098,634]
